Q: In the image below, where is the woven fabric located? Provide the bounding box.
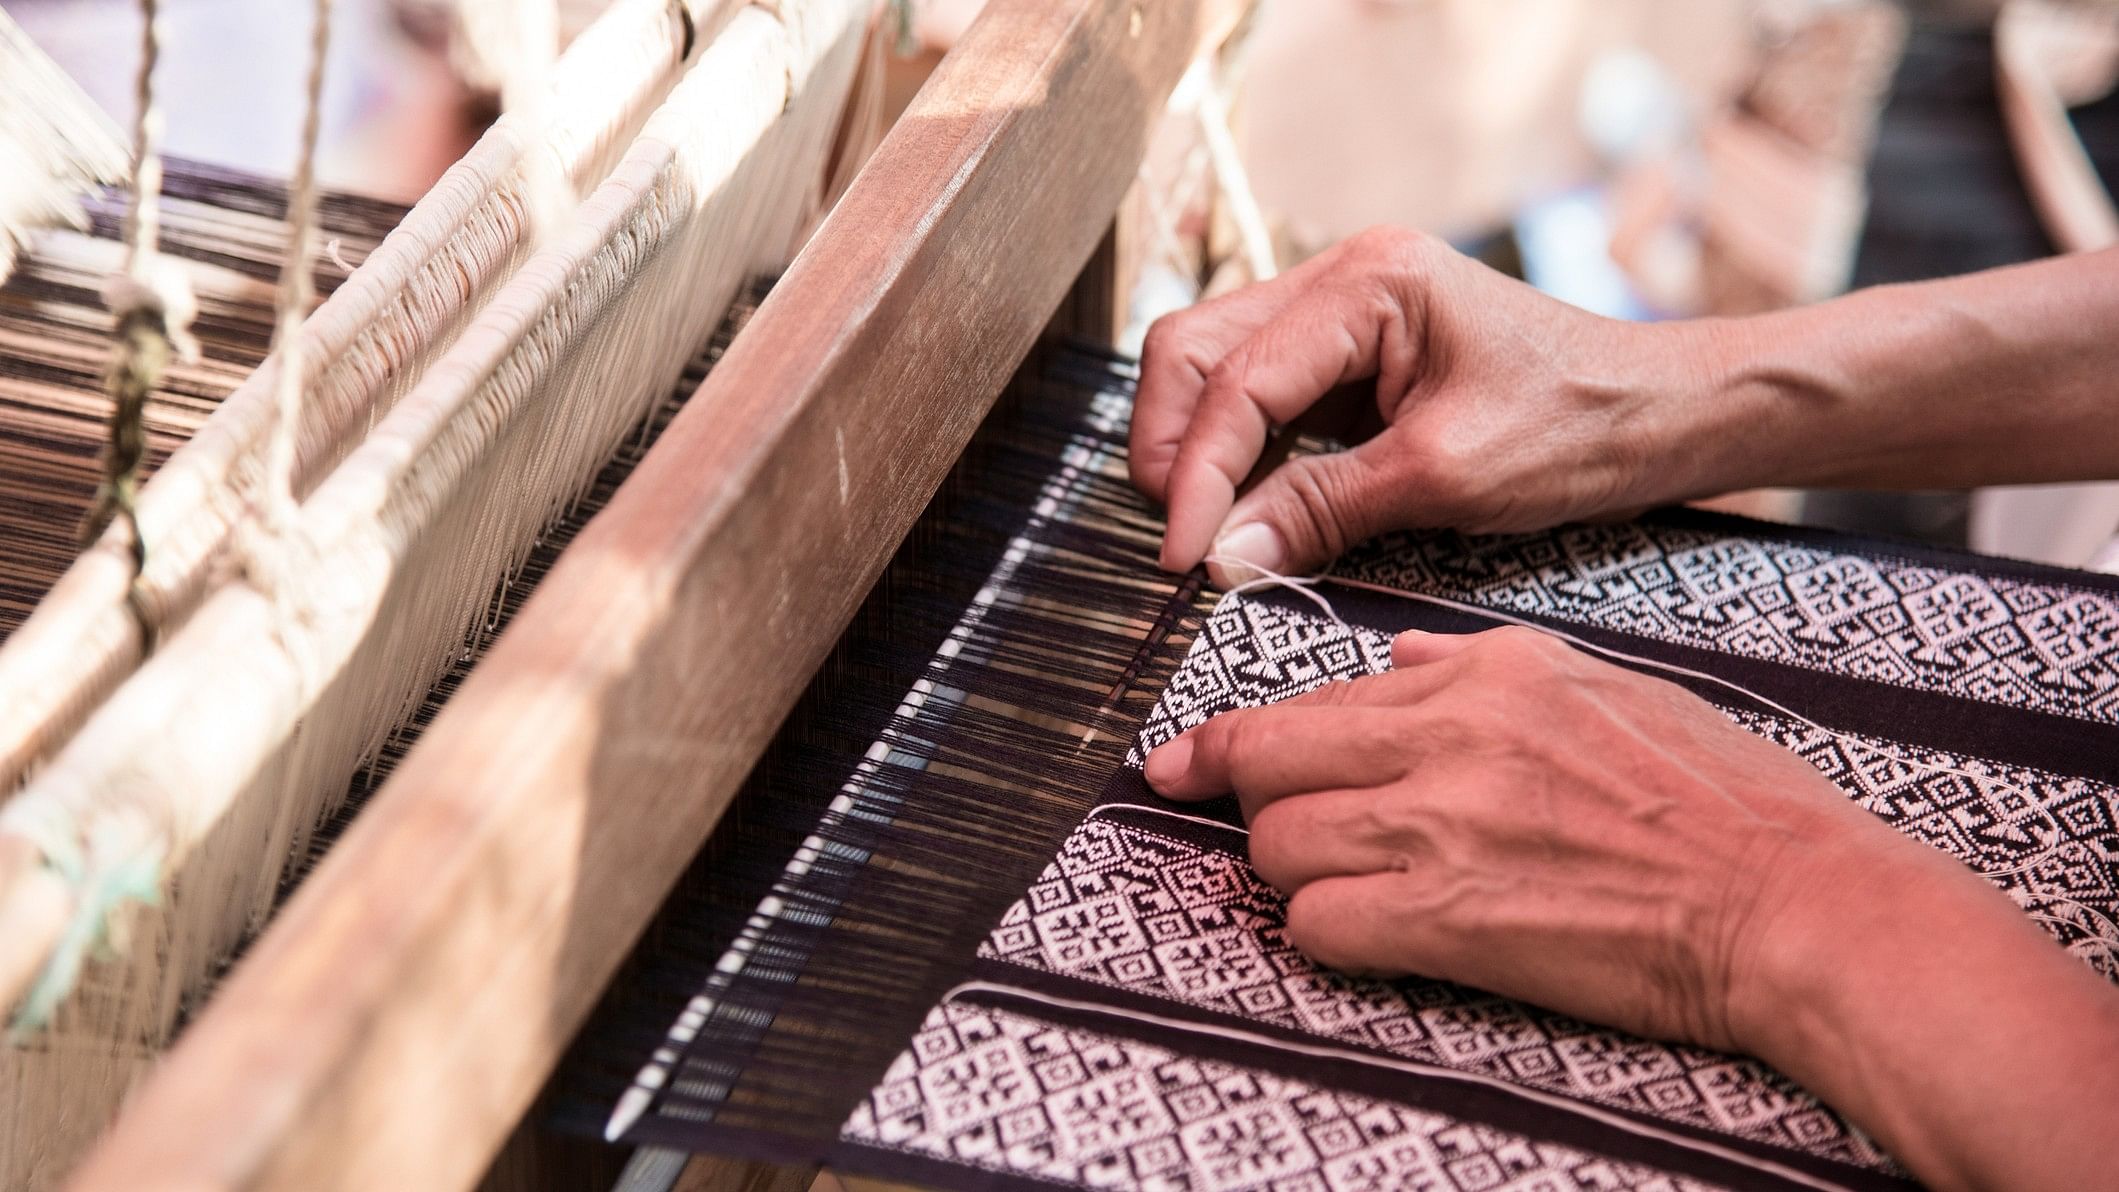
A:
[834,515,2119,1192]
[577,354,2119,1189]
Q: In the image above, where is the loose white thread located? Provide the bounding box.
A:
[1087,801,1238,835]
[322,236,360,271]
[1202,553,1348,630]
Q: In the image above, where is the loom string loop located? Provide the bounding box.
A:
[885,0,917,57]
[20,0,192,1030]
[7,811,161,1036]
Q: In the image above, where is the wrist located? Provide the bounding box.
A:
[1727,829,2119,1189]
[1601,314,1827,509]
[1722,829,1978,1068]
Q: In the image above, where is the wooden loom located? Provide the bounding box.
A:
[0,0,1245,1187]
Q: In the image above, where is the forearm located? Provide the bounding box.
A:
[1741,842,2119,1190]
[1654,248,2119,497]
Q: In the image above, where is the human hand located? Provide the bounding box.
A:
[1139,625,1987,1057]
[1130,227,1733,584]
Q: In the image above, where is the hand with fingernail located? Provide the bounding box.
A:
[1131,227,2119,590]
[1129,226,1695,587]
[1141,627,2119,1191]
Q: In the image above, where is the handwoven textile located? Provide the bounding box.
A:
[827,515,2119,1191]
[585,354,2119,1190]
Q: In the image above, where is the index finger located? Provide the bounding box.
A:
[1160,279,1418,572]
[1129,246,1356,504]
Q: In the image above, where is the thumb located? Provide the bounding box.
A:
[1205,438,1402,586]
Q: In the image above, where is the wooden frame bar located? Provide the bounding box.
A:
[68,1,1241,1187]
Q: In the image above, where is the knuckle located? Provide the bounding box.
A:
[1398,440,1483,517]
[1140,311,1193,362]
[1276,456,1366,559]
[1482,625,1557,663]
[1409,701,1481,753]
[1359,794,1408,845]
[1355,225,1442,283]
[1347,718,1411,771]
[1348,224,1428,264]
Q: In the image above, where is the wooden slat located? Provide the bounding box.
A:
[66,1,1240,1188]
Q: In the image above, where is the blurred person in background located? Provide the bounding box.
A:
[1822,0,2119,563]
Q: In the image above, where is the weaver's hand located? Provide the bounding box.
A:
[1142,626,2119,1192]
[1134,234,2119,585]
[1130,227,1710,583]
[1142,625,1925,1051]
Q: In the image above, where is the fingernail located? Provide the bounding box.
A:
[1208,522,1285,587]
[1144,736,1193,792]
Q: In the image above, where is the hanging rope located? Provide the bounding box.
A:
[7,0,335,1034]
[253,0,335,551]
[83,0,198,576]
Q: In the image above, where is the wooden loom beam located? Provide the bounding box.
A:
[68,0,1243,1188]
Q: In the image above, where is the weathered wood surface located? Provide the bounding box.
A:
[66,0,1239,1188]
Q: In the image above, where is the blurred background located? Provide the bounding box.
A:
[9,0,2118,563]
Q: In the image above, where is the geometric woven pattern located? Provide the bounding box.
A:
[1337,522,2119,725]
[843,999,1721,1191]
[980,813,1896,1171]
[834,520,2119,1190]
[1140,598,2119,980]
[1732,712,2119,977]
[1134,599,1393,761]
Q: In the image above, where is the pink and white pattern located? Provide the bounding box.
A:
[844,999,1722,1191]
[1337,524,2119,724]
[980,814,1894,1171]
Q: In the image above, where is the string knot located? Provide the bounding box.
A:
[102,255,199,363]
[0,804,163,1036]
